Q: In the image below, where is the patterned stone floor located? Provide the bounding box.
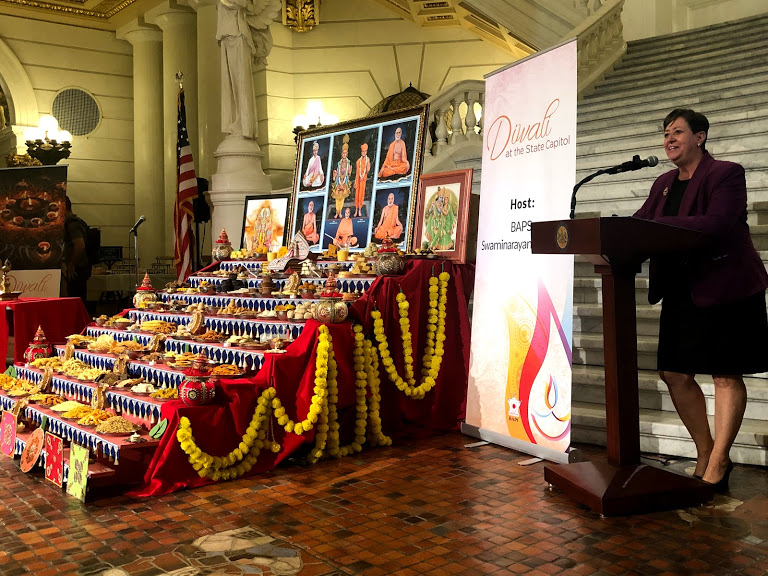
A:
[0,433,766,576]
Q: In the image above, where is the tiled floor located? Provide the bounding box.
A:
[0,433,766,576]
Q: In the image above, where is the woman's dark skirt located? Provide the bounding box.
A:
[657,289,768,375]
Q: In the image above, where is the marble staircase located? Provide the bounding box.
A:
[571,14,768,465]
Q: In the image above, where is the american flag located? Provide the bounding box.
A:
[174,87,197,282]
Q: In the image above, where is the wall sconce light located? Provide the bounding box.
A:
[24,115,72,165]
[292,100,338,142]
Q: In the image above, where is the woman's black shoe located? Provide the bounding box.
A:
[707,461,734,493]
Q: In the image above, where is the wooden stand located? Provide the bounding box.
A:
[531,217,713,516]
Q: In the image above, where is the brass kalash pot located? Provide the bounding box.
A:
[313,273,348,324]
[373,237,405,276]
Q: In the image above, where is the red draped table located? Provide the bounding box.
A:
[1,297,90,371]
[134,259,474,496]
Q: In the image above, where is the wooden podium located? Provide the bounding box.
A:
[531,217,714,516]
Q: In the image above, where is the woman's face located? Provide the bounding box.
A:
[664,117,704,167]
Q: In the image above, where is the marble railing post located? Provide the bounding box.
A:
[117,20,165,269]
[449,96,464,145]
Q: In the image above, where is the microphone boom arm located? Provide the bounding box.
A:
[570,169,609,219]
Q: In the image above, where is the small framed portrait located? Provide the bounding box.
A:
[376,120,418,185]
[241,192,292,251]
[298,136,331,192]
[292,194,326,247]
[413,168,474,263]
[371,186,411,248]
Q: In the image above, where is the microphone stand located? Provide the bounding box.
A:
[130,228,140,289]
[570,168,610,219]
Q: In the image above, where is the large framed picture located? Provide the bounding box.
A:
[413,168,474,263]
[290,106,429,252]
[241,191,293,252]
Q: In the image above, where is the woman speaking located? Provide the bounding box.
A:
[634,108,768,491]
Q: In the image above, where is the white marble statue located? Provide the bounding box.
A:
[216,0,281,139]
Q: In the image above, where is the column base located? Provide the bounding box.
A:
[211,135,272,249]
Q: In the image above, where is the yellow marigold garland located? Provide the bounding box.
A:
[366,338,391,446]
[176,386,279,481]
[272,325,331,435]
[307,326,336,463]
[372,271,450,399]
[178,268,452,482]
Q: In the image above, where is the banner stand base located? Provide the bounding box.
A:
[461,422,580,465]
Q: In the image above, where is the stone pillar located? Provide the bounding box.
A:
[188,0,220,262]
[117,20,165,270]
[145,0,198,257]
[188,0,222,182]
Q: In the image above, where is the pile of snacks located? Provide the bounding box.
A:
[225,335,262,347]
[165,351,198,369]
[111,340,145,354]
[31,357,63,370]
[195,329,227,342]
[131,382,156,394]
[62,405,94,420]
[95,416,139,435]
[87,334,116,353]
[211,364,241,376]
[77,409,112,427]
[66,334,95,347]
[7,380,40,397]
[28,393,65,407]
[293,302,316,320]
[139,320,177,334]
[50,400,87,414]
[150,387,178,400]
[173,325,193,339]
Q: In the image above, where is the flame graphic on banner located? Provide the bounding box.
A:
[505,280,572,449]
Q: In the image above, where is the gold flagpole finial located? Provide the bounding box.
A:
[175,71,184,89]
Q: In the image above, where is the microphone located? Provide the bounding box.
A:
[570,155,659,219]
[604,155,659,175]
[129,215,146,235]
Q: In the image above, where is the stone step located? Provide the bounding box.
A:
[619,22,768,67]
[595,46,768,93]
[582,64,768,109]
[576,133,768,173]
[578,104,768,141]
[571,365,768,421]
[572,332,656,370]
[605,35,768,83]
[577,113,768,157]
[624,14,768,56]
[571,401,768,466]
[578,96,768,135]
[574,166,768,203]
[579,82,768,126]
[573,302,658,336]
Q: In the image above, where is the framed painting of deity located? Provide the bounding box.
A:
[290,106,428,253]
[241,192,292,252]
[413,168,474,263]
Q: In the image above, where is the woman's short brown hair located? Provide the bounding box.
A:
[663,108,709,152]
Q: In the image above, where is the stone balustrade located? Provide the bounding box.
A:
[422,79,484,162]
[568,0,626,95]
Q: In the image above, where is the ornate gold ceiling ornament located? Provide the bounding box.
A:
[0,0,137,20]
[282,0,319,33]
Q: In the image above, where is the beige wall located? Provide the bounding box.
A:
[623,0,768,41]
[261,0,513,189]
[0,14,134,252]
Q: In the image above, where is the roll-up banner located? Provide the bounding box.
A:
[463,39,577,463]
